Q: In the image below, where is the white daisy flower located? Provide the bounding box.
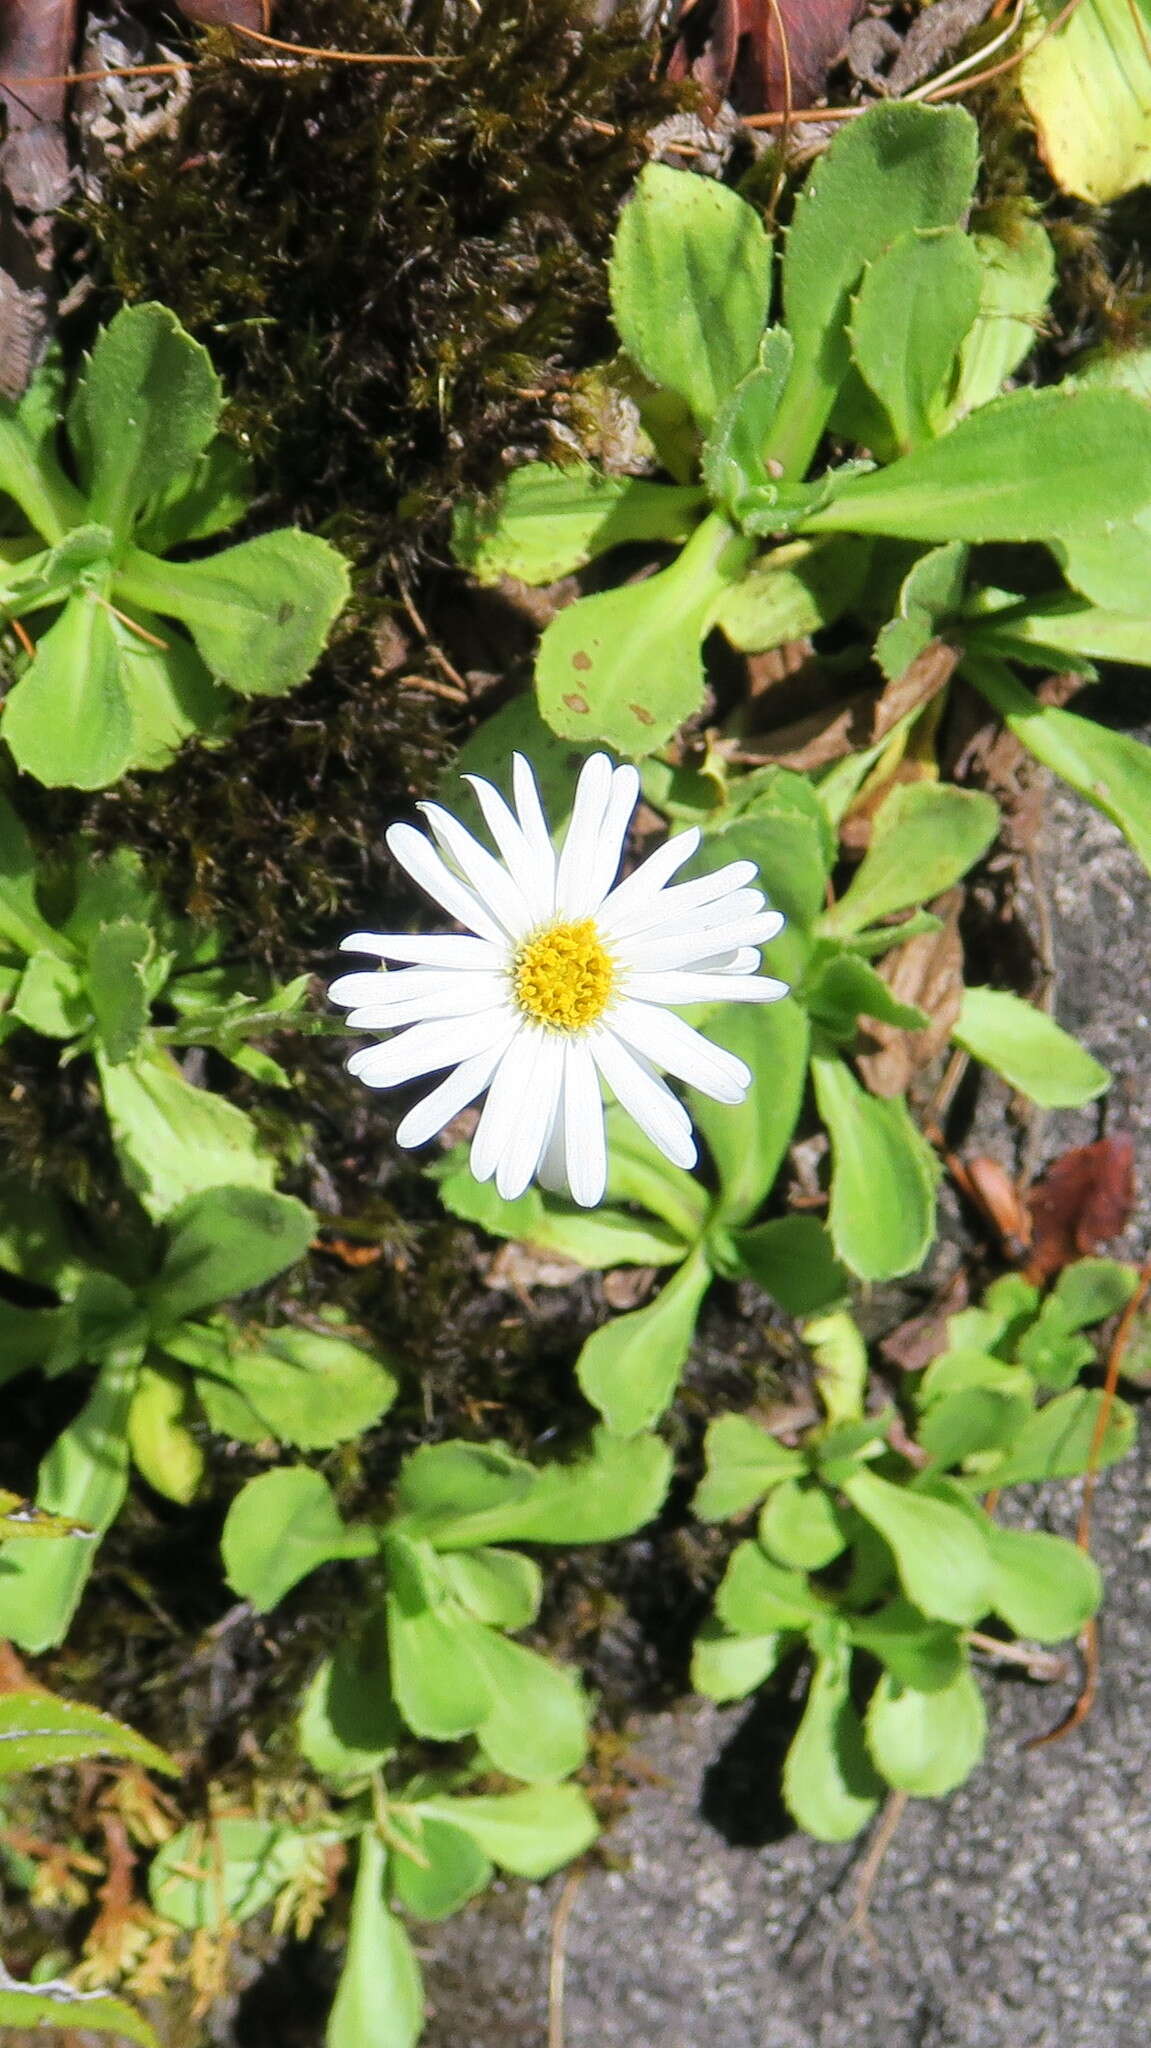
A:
[330,752,788,1208]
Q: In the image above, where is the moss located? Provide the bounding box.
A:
[85,0,678,558]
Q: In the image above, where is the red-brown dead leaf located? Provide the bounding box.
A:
[176,0,272,27]
[856,889,965,1098]
[671,0,867,115]
[1024,1135,1137,1283]
[951,1154,1033,1262]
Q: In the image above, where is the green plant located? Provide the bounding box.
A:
[0,1685,176,2047]
[455,103,1151,878]
[0,304,349,788]
[0,794,314,1218]
[0,1181,398,1651]
[199,1428,671,2044]
[433,755,1108,1432]
[691,1259,1138,1839]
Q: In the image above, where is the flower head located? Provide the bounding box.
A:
[330,752,788,1207]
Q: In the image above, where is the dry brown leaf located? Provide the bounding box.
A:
[856,888,964,1098]
[1024,1135,1136,1283]
[0,0,75,395]
[746,640,959,772]
[176,0,272,27]
[670,0,867,115]
[880,1270,970,1373]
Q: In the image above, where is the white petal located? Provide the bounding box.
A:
[395,1031,516,1149]
[621,909,785,973]
[469,1028,564,1199]
[330,967,492,1009]
[463,772,555,920]
[699,948,762,974]
[417,801,534,940]
[589,1029,697,1171]
[609,999,751,1104]
[338,931,504,969]
[594,827,701,931]
[345,977,510,1030]
[625,969,790,1005]
[536,1111,570,1196]
[574,763,641,916]
[385,823,508,947]
[600,859,760,939]
[562,1039,608,1207]
[617,887,766,947]
[555,753,614,915]
[347,1008,513,1089]
[511,754,557,894]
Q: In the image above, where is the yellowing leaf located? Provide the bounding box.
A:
[1021,0,1151,203]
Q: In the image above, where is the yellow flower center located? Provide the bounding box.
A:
[513,918,615,1032]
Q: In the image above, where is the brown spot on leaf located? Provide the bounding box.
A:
[629,702,655,727]
[571,651,592,672]
[563,692,589,715]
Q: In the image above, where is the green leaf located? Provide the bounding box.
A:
[127,1360,204,1504]
[11,950,87,1037]
[782,1629,883,1841]
[385,1560,495,1742]
[115,529,350,694]
[298,1617,403,1784]
[1051,1258,1139,1331]
[687,995,810,1224]
[812,1053,939,1282]
[952,986,1110,1106]
[772,101,979,476]
[986,1524,1102,1642]
[432,1152,686,1267]
[151,1817,314,1930]
[691,1618,787,1702]
[328,1834,424,2048]
[68,303,222,541]
[840,1469,993,1626]
[0,1972,159,2047]
[916,1386,1031,1465]
[133,435,254,553]
[727,1216,850,1319]
[874,540,969,682]
[2,593,135,789]
[392,1441,534,1545]
[389,1812,491,1921]
[439,1427,673,1549]
[414,1784,598,1877]
[805,951,928,1041]
[152,1186,315,1323]
[849,1601,963,1690]
[0,1690,175,1779]
[1055,514,1151,615]
[177,1316,398,1450]
[113,608,233,773]
[693,1414,805,1522]
[715,1541,824,1634]
[576,1243,711,1434]
[221,1468,376,1610]
[99,1045,276,1219]
[0,1358,137,1652]
[849,228,982,449]
[821,781,999,938]
[447,697,591,838]
[453,462,704,584]
[701,330,794,511]
[604,1107,710,1244]
[609,164,772,430]
[535,512,752,756]
[87,918,152,1064]
[759,1479,846,1570]
[470,1626,589,1783]
[0,794,63,956]
[977,1386,1135,1486]
[440,1547,542,1630]
[803,387,1151,543]
[805,1309,869,1426]
[961,654,1151,878]
[948,216,1056,417]
[974,593,1151,669]
[865,1660,986,1796]
[715,534,872,654]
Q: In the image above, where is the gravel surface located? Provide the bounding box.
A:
[420,761,1151,2048]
